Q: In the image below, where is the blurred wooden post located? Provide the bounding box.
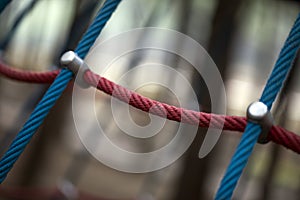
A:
[16,0,101,185]
[53,0,100,66]
[174,0,242,199]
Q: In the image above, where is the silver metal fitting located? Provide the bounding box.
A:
[247,101,273,144]
[60,51,90,88]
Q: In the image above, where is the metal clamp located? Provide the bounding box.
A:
[60,51,90,88]
[246,101,273,144]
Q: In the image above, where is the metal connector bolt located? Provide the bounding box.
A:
[247,101,273,144]
[60,51,90,88]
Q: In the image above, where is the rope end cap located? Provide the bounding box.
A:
[60,51,90,88]
[247,101,273,144]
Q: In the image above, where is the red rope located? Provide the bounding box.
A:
[1,61,300,154]
[0,60,59,83]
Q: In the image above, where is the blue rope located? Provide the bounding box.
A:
[0,0,11,14]
[215,13,300,200]
[0,68,72,181]
[0,0,122,183]
[75,0,122,58]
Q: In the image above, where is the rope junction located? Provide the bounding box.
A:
[0,0,299,199]
[215,12,300,199]
[0,0,122,183]
[0,60,300,155]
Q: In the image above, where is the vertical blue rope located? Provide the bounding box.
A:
[215,13,300,200]
[0,0,11,14]
[0,0,122,183]
[75,0,122,58]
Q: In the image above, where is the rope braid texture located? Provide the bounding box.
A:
[0,0,122,183]
[1,60,300,154]
[215,13,300,199]
[0,0,299,197]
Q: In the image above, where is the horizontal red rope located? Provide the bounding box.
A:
[0,60,59,83]
[1,61,300,154]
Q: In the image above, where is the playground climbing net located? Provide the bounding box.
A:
[0,0,299,199]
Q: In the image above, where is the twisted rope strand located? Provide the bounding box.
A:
[0,60,300,154]
[0,0,122,183]
[84,70,300,154]
[215,13,300,200]
[261,15,300,108]
[0,69,73,182]
[0,60,60,83]
[75,0,121,58]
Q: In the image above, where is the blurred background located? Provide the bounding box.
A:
[0,0,300,199]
